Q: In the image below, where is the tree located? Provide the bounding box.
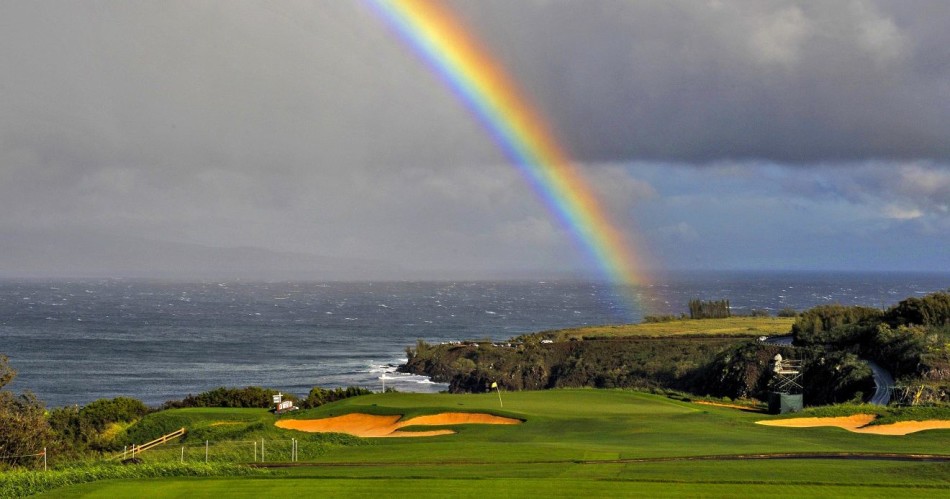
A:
[0,354,14,391]
[886,292,950,327]
[162,386,297,409]
[48,397,151,453]
[302,386,373,409]
[791,304,883,345]
[0,355,52,468]
[777,307,799,318]
[688,299,731,319]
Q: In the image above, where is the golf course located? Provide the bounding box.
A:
[5,296,950,497]
[26,389,950,497]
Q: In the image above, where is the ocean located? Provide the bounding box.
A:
[2,271,947,407]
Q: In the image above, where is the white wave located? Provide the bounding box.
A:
[368,364,398,374]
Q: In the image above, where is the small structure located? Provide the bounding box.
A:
[272,392,298,414]
[768,354,803,414]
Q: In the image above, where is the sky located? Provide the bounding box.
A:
[1,0,948,280]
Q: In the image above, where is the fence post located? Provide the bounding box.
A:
[254,441,257,462]
[44,447,47,472]
[181,446,184,463]
[205,440,209,463]
[262,438,265,462]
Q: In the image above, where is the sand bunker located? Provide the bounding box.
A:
[275,412,522,438]
[693,401,765,413]
[756,414,950,435]
[757,414,876,430]
[849,420,950,436]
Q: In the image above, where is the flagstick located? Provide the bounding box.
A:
[495,385,503,407]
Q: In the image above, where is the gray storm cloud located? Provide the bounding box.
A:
[1,1,947,277]
[449,0,950,164]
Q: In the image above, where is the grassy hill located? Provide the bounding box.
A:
[531,316,795,341]
[403,317,798,397]
[27,389,950,498]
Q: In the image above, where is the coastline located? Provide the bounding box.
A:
[4,273,949,407]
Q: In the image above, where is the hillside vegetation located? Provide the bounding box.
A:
[406,335,746,393]
[403,316,800,400]
[404,292,950,406]
[791,292,950,405]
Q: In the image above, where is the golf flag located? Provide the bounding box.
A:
[492,381,502,407]
[491,382,498,388]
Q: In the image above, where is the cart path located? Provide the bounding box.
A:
[867,359,894,405]
[763,335,892,405]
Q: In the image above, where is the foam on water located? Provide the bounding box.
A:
[2,272,948,406]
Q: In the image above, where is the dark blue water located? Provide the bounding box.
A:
[2,272,947,407]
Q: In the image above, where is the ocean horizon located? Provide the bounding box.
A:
[3,270,947,407]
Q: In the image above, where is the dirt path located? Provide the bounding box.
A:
[693,401,766,413]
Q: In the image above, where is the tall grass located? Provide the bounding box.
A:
[0,462,266,498]
[538,316,796,340]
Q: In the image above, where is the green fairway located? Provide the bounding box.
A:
[275,390,950,462]
[30,390,950,497]
[38,474,950,499]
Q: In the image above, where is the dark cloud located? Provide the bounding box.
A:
[451,0,950,164]
[1,1,947,277]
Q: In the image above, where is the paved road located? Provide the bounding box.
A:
[762,335,893,405]
[762,334,793,346]
[866,359,894,405]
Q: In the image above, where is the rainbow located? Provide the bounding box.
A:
[366,0,651,314]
